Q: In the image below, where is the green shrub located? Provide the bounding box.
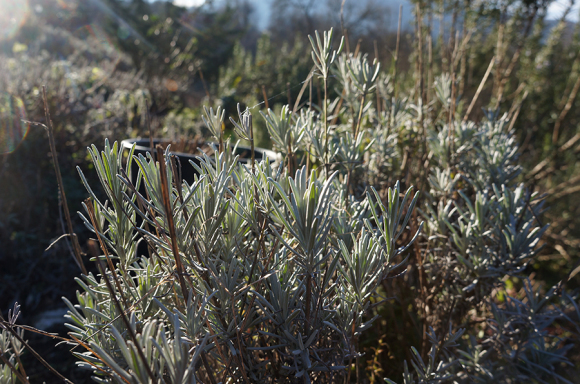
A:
[4,0,580,378]
[2,25,577,383]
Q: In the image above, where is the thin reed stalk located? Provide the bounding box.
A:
[42,86,87,275]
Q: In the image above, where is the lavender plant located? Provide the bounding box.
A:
[62,128,422,382]
[5,23,580,383]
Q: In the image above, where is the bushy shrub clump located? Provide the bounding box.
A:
[2,27,580,383]
[0,22,180,318]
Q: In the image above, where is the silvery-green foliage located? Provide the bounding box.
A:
[428,114,521,190]
[332,131,374,172]
[446,281,576,384]
[268,166,335,268]
[338,229,384,307]
[299,108,326,160]
[427,120,476,169]
[332,53,360,110]
[367,182,422,261]
[367,127,398,185]
[472,117,521,188]
[260,105,304,155]
[67,131,421,383]
[434,73,453,109]
[0,330,23,384]
[481,280,573,383]
[0,304,24,384]
[201,105,225,142]
[78,317,163,384]
[423,110,545,300]
[376,73,394,101]
[230,103,253,141]
[421,199,454,239]
[427,168,460,198]
[403,74,577,383]
[331,52,380,121]
[308,28,344,80]
[0,328,18,384]
[77,139,138,268]
[192,140,239,183]
[242,153,284,216]
[331,193,370,250]
[59,28,580,384]
[381,97,411,130]
[346,53,381,95]
[443,186,547,285]
[386,326,464,384]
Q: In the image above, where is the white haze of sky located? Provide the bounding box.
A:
[172,0,205,6]
[549,0,580,21]
[171,0,579,29]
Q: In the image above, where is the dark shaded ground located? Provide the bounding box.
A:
[20,322,93,383]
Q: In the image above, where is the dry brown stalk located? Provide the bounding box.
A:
[0,316,74,384]
[463,56,495,122]
[439,0,445,72]
[427,12,434,106]
[394,4,402,98]
[198,67,211,102]
[449,2,458,74]
[156,145,190,303]
[293,66,315,113]
[416,3,426,156]
[374,40,381,116]
[146,99,155,162]
[508,90,528,133]
[0,350,29,384]
[458,5,468,96]
[41,86,87,275]
[416,3,425,107]
[553,72,580,143]
[262,84,270,110]
[494,5,538,108]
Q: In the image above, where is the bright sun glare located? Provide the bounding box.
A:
[172,0,206,7]
[0,0,31,154]
[0,0,29,40]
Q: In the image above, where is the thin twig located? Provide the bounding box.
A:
[553,70,580,143]
[146,99,155,162]
[494,5,538,108]
[463,56,495,121]
[156,145,190,302]
[41,86,87,275]
[262,85,270,110]
[374,39,381,116]
[293,67,315,113]
[394,4,402,98]
[0,351,29,384]
[198,68,211,102]
[0,316,73,383]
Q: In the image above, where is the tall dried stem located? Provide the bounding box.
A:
[156,145,189,303]
[394,4,402,98]
[42,86,87,275]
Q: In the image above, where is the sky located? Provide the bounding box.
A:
[549,0,580,21]
[171,0,580,30]
[174,0,272,29]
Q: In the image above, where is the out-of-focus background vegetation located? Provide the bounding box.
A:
[2,0,580,381]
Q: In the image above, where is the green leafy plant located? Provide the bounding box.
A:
[39,25,576,382]
[5,1,580,379]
